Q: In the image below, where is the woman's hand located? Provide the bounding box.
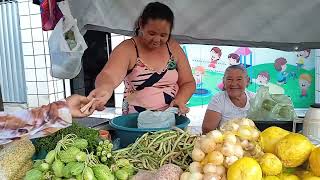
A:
[88,87,113,111]
[170,99,189,115]
[66,94,96,118]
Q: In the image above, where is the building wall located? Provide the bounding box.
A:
[18,0,65,108]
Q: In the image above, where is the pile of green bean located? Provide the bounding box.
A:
[113,128,197,171]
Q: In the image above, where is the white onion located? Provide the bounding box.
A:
[189,172,203,180]
[233,145,244,158]
[192,148,205,162]
[203,173,221,180]
[180,172,191,180]
[221,143,235,156]
[203,163,217,174]
[200,137,216,153]
[189,161,202,173]
[207,130,224,143]
[224,133,237,144]
[215,165,226,176]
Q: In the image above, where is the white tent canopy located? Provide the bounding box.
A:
[69,0,320,51]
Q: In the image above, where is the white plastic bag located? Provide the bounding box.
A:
[48,0,87,79]
[137,107,179,128]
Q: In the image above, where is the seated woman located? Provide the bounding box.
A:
[202,65,255,134]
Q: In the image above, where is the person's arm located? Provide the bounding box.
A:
[89,40,133,110]
[0,95,94,144]
[202,110,222,134]
[169,39,196,112]
[201,94,223,134]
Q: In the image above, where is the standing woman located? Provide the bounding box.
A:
[89,2,195,115]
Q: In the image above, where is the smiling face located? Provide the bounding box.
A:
[223,68,249,98]
[139,19,171,49]
[299,79,311,89]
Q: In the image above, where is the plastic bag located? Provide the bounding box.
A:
[247,86,296,121]
[48,0,87,79]
[137,107,178,128]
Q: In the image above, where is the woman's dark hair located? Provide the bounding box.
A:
[134,2,174,37]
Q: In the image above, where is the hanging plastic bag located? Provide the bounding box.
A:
[48,0,87,79]
[40,0,63,31]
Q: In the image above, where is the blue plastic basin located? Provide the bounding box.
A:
[109,113,190,148]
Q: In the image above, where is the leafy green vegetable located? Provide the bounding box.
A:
[115,169,129,180]
[45,150,56,164]
[70,162,85,176]
[92,164,114,180]
[39,162,50,172]
[24,169,43,180]
[76,151,87,162]
[52,160,64,177]
[73,138,88,150]
[59,146,81,163]
[33,122,99,153]
[83,167,95,180]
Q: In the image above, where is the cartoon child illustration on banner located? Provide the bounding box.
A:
[194,66,205,88]
[256,71,270,86]
[254,71,285,94]
[274,57,296,85]
[228,53,240,66]
[299,74,312,97]
[296,49,311,71]
[216,52,241,90]
[208,47,222,68]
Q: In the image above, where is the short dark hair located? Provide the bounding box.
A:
[134,2,174,37]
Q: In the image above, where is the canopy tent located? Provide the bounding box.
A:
[68,0,320,51]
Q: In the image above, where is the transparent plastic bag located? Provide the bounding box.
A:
[137,107,178,128]
[48,0,87,79]
[247,86,274,121]
[247,86,296,121]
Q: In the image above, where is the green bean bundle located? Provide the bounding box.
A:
[113,128,197,171]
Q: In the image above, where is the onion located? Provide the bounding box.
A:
[207,130,224,143]
[239,118,255,127]
[221,174,227,180]
[221,143,235,156]
[233,145,244,158]
[203,173,221,180]
[215,165,226,176]
[189,172,203,180]
[224,133,237,144]
[203,163,217,174]
[215,143,223,151]
[224,155,239,167]
[192,148,205,162]
[200,137,216,153]
[189,162,202,173]
[251,129,260,141]
[180,172,191,180]
[237,126,252,140]
[207,151,224,165]
[240,139,249,148]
